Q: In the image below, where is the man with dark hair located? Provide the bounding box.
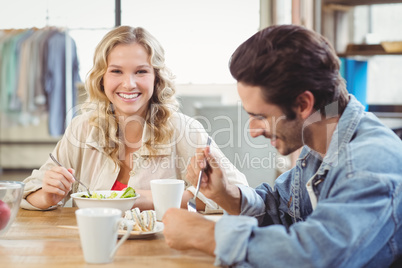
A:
[163,25,402,267]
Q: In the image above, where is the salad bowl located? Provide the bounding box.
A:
[71,188,139,212]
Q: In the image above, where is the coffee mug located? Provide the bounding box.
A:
[150,179,184,221]
[75,208,133,264]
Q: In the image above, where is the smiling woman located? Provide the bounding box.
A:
[85,26,178,169]
[21,26,248,213]
[103,43,155,119]
[0,0,261,173]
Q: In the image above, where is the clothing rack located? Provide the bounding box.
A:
[0,27,81,169]
[0,0,121,171]
[0,26,80,134]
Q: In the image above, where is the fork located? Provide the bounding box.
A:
[49,153,92,197]
[187,136,212,212]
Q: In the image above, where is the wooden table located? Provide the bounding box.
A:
[0,207,216,268]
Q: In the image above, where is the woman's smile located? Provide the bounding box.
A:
[117,92,141,101]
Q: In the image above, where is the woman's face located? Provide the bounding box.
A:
[103,42,155,119]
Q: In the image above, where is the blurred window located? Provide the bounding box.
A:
[354,4,402,105]
[121,0,260,84]
[0,0,115,81]
[1,0,260,85]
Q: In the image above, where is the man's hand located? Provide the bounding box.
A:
[162,208,216,255]
[187,147,225,200]
[186,147,242,214]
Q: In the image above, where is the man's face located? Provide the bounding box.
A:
[237,82,304,156]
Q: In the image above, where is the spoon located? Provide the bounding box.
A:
[49,153,92,197]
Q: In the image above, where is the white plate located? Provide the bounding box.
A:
[118,221,164,239]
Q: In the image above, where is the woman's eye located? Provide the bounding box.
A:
[136,69,148,74]
[111,69,122,74]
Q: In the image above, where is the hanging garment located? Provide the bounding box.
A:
[45,30,81,136]
[0,28,81,135]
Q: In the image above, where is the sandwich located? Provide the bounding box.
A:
[123,208,156,232]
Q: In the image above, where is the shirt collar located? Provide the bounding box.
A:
[296,95,364,175]
[319,95,364,172]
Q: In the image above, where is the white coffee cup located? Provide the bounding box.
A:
[150,179,184,221]
[75,207,133,264]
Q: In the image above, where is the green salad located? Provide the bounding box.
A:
[80,186,136,199]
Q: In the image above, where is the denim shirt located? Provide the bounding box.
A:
[214,96,402,268]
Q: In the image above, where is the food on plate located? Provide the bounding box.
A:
[80,186,136,199]
[0,200,11,230]
[120,187,136,198]
[122,208,156,232]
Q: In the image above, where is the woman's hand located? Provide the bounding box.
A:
[26,166,75,209]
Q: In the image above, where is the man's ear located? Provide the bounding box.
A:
[295,91,315,119]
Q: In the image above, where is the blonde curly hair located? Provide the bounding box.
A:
[84,26,178,168]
